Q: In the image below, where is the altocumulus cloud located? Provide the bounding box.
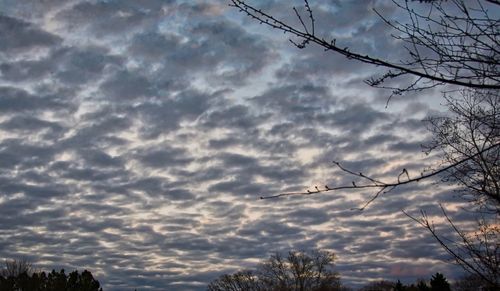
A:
[0,0,466,290]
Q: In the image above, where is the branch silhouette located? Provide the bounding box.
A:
[230,0,500,99]
[403,205,499,287]
[260,142,500,211]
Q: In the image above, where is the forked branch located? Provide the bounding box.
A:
[260,142,500,211]
[403,205,499,288]
[230,0,500,94]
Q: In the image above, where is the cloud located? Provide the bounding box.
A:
[0,87,71,113]
[56,0,166,37]
[0,1,470,290]
[0,15,60,53]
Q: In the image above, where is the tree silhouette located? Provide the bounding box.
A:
[0,266,102,291]
[394,280,406,291]
[425,90,500,213]
[429,272,451,291]
[416,279,430,291]
[207,270,264,291]
[0,259,34,277]
[405,89,499,289]
[358,274,455,291]
[358,280,394,291]
[208,250,344,291]
[453,273,496,291]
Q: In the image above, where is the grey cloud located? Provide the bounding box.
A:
[388,140,424,153]
[77,149,124,168]
[0,198,49,230]
[0,181,69,199]
[0,139,57,169]
[275,49,372,83]
[252,84,334,118]
[175,166,226,183]
[128,177,169,195]
[53,47,123,85]
[136,147,193,168]
[161,188,196,201]
[0,14,60,53]
[363,134,398,147]
[128,20,275,85]
[56,0,167,37]
[50,161,124,182]
[189,20,276,82]
[286,207,330,225]
[1,46,122,84]
[217,152,258,168]
[389,237,447,260]
[0,59,52,82]
[61,111,132,148]
[208,137,241,149]
[0,115,65,137]
[200,104,263,129]
[208,179,268,196]
[381,118,429,135]
[237,219,304,239]
[100,70,155,100]
[330,103,389,134]
[128,31,181,61]
[126,177,197,203]
[129,90,213,138]
[206,201,246,220]
[0,87,71,113]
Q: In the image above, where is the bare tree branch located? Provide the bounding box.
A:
[229,0,500,95]
[260,141,500,210]
[403,205,499,288]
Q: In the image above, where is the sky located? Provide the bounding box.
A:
[0,0,482,290]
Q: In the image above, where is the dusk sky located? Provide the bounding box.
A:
[0,0,482,290]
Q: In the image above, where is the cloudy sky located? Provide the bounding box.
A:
[0,0,479,290]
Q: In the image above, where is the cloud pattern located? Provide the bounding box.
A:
[0,0,468,290]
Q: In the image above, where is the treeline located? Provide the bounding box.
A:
[207,250,495,291]
[2,255,493,290]
[359,273,450,291]
[0,259,102,291]
[208,250,345,291]
[358,273,494,291]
